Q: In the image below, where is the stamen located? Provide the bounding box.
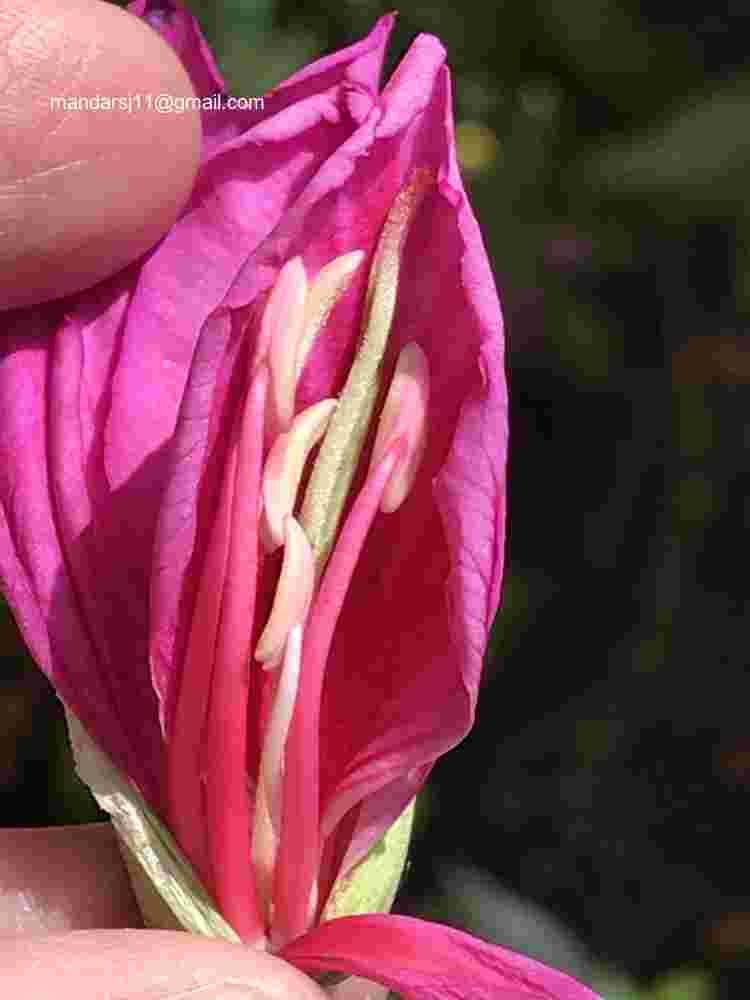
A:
[255,517,314,667]
[166,443,238,886]
[261,398,337,552]
[295,250,365,378]
[273,438,406,948]
[264,257,308,436]
[204,365,268,945]
[369,342,430,513]
[252,623,304,924]
[300,170,433,571]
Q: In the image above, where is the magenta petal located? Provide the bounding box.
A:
[281,914,601,1000]
[286,42,506,869]
[127,1,226,98]
[1,13,509,951]
[149,305,243,733]
[0,13,395,805]
[162,29,506,878]
[129,3,393,157]
[0,299,163,806]
[104,20,394,493]
[147,17,394,732]
[205,14,392,155]
[274,444,404,945]
[270,14,394,122]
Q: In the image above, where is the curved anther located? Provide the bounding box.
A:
[261,398,337,552]
[295,250,365,378]
[264,257,308,436]
[252,622,304,923]
[369,342,430,512]
[255,517,314,666]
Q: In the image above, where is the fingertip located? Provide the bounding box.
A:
[0,929,329,999]
[0,824,388,998]
[0,0,202,308]
[0,824,142,935]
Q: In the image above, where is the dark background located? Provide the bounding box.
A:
[2,2,748,998]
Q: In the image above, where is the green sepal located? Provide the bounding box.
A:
[64,707,239,942]
[321,798,415,921]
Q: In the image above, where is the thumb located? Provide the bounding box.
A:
[0,0,201,308]
[0,929,329,999]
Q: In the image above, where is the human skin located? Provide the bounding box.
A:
[0,824,385,999]
[0,1,384,995]
[0,0,201,307]
[0,827,327,998]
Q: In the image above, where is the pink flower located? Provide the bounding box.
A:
[0,4,599,998]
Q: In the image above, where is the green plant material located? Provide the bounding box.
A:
[649,968,716,1000]
[64,708,239,941]
[590,964,716,1000]
[321,800,415,921]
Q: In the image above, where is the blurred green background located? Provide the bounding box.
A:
[2,1,749,998]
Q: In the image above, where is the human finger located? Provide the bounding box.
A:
[0,0,201,308]
[0,824,387,998]
[0,823,142,935]
[0,928,330,999]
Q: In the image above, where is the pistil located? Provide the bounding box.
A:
[300,170,433,571]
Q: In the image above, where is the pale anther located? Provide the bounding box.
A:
[261,398,337,552]
[295,250,365,379]
[251,623,304,921]
[369,342,430,513]
[255,517,314,666]
[264,257,308,436]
